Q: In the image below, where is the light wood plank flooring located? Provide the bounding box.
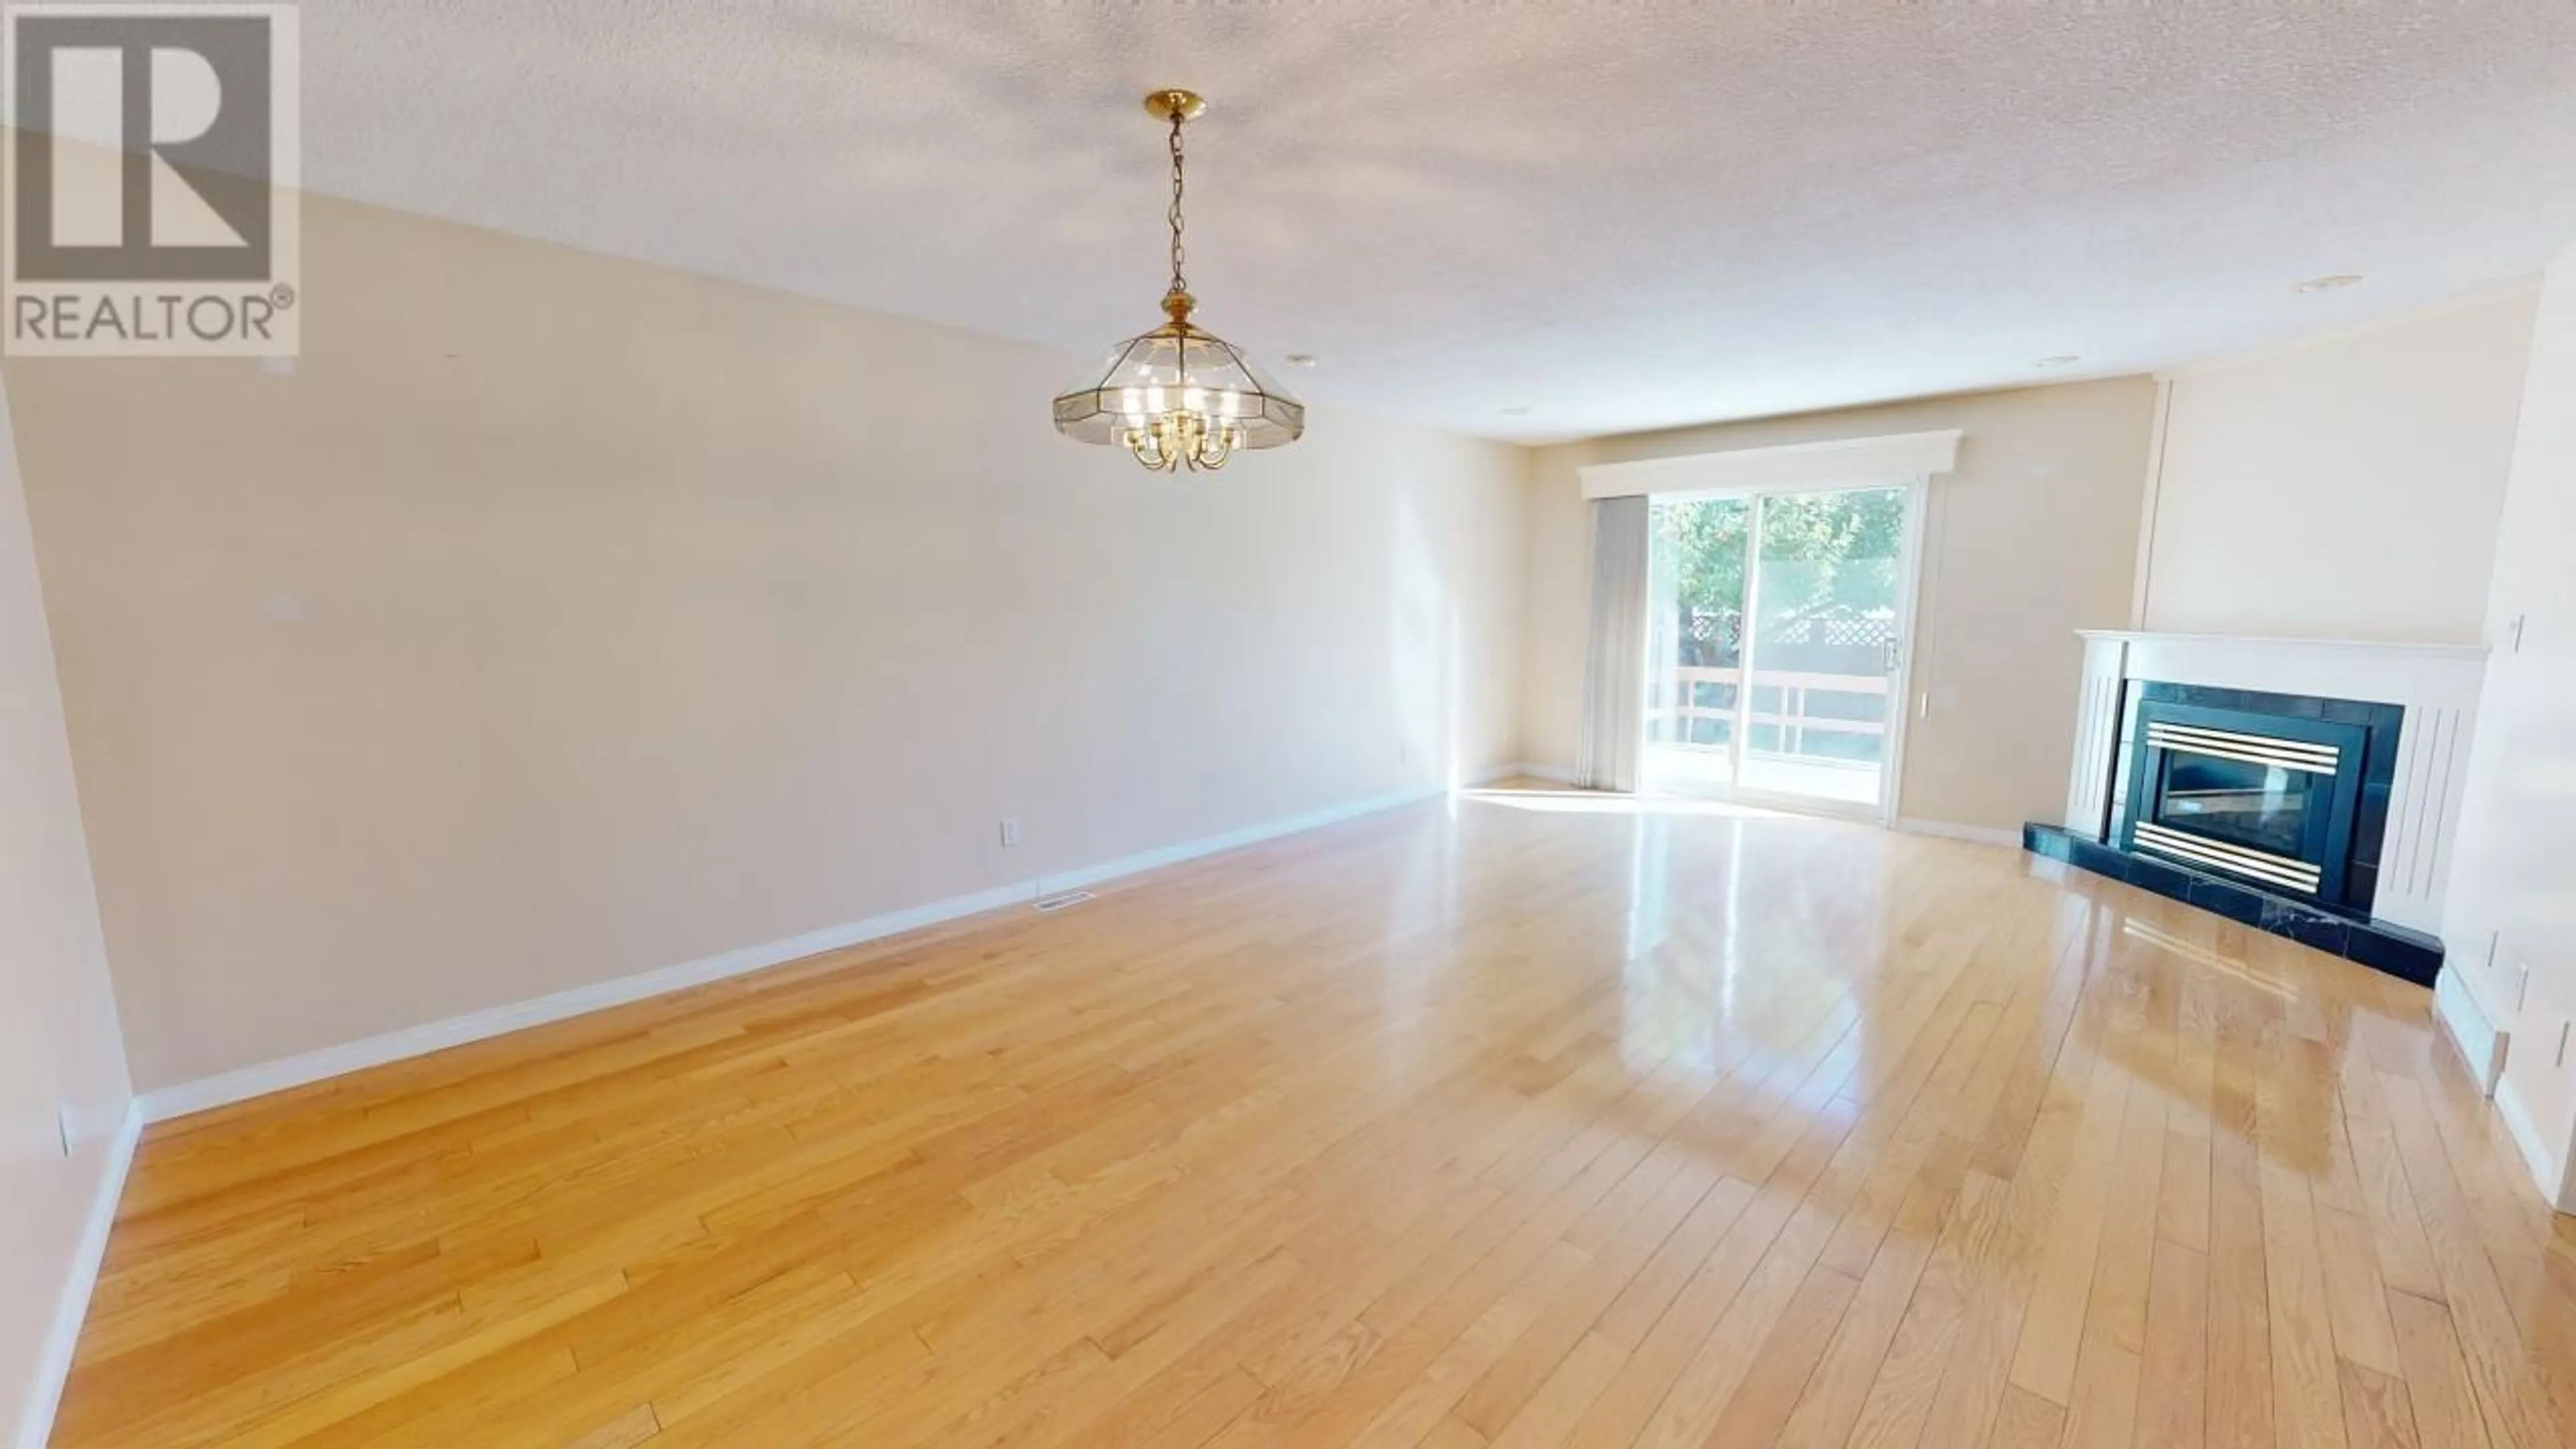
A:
[57,788,2576,1448]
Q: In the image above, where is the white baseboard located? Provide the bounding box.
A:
[2431,973,2571,1215]
[1032,782,1446,897]
[2493,1075,2569,1212]
[17,1102,142,1449]
[1479,763,1576,784]
[1895,817,2023,849]
[136,877,1031,1122]
[137,780,1460,1124]
[2433,966,2508,1097]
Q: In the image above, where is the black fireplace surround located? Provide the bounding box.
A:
[2024,682,2443,986]
[2121,687,2387,914]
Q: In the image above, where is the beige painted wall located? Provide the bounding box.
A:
[1519,378,2159,833]
[0,377,130,1443]
[2441,245,2576,1206]
[3,193,1527,1093]
[2140,287,2538,645]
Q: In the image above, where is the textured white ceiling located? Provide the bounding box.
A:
[297,2,2576,442]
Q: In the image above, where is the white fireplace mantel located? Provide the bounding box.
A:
[2063,629,2488,936]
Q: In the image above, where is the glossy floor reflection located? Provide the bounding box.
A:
[1642,743,1886,808]
[59,788,2576,1447]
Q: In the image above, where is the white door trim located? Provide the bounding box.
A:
[1878,475,1933,826]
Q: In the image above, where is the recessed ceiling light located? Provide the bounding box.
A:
[2295,274,2363,293]
[2033,355,2080,368]
[1283,354,1318,368]
[1500,405,1533,416]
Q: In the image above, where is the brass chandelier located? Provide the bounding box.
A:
[1051,89,1303,472]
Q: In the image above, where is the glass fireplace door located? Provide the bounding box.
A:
[2155,751,2310,857]
[2124,705,2367,902]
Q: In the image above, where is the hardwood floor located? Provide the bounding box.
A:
[56,787,2576,1448]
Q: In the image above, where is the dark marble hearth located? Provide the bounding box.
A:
[2023,822,2442,987]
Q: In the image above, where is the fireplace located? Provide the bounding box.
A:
[2026,631,2483,989]
[2117,683,2394,916]
[2124,700,2368,906]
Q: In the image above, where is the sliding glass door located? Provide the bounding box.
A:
[1643,484,1914,818]
[1643,496,1752,793]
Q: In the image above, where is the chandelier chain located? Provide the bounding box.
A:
[1167,109,1187,299]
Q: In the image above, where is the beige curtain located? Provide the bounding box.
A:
[1575,496,1650,792]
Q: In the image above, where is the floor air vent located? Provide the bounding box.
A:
[1033,891,1095,913]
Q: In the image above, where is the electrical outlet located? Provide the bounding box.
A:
[998,817,1021,849]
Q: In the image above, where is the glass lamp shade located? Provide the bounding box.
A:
[1052,317,1304,471]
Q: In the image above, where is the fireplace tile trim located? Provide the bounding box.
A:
[2024,821,2442,987]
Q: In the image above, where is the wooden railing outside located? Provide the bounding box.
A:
[1647,665,1888,757]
